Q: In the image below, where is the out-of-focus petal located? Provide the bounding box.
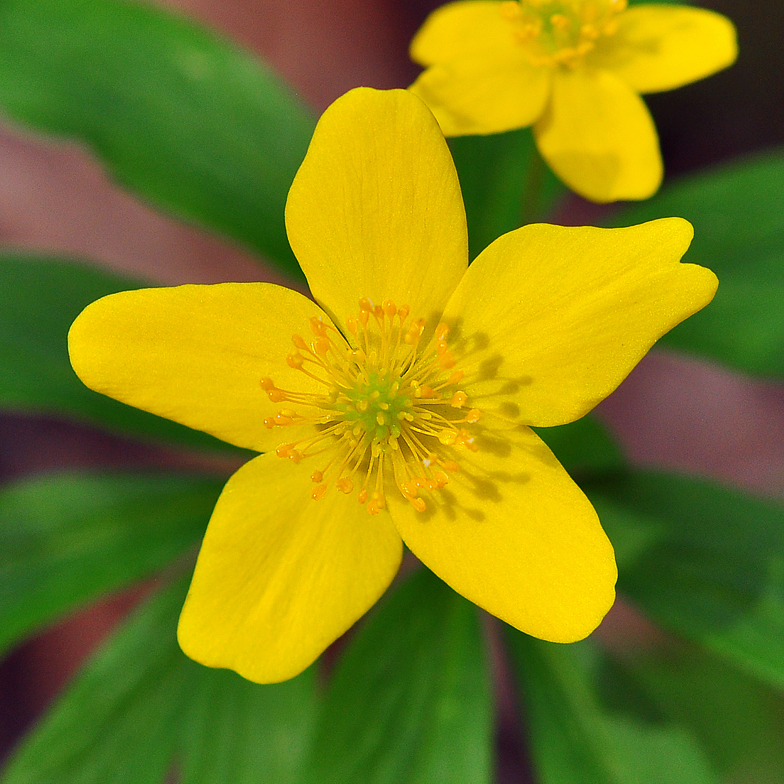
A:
[590,5,737,94]
[410,0,514,65]
[410,55,551,136]
[535,68,662,202]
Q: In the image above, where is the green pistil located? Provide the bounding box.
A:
[341,371,413,444]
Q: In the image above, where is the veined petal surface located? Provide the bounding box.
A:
[410,54,551,136]
[68,283,333,452]
[440,219,717,427]
[285,88,467,335]
[590,5,737,94]
[410,0,514,65]
[387,418,616,642]
[178,453,403,683]
[534,68,662,202]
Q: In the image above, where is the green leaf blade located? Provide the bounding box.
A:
[0,471,224,655]
[1,579,319,784]
[589,471,784,692]
[306,569,492,784]
[0,0,315,278]
[506,633,719,784]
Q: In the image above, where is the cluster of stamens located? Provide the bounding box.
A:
[260,298,481,515]
[501,0,627,67]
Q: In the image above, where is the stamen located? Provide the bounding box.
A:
[262,299,483,513]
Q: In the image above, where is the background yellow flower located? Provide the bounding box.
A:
[410,0,737,202]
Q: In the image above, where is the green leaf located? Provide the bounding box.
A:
[588,471,784,692]
[607,639,784,783]
[0,254,248,454]
[533,415,625,479]
[449,128,565,260]
[1,579,319,784]
[305,569,492,784]
[506,632,718,784]
[609,150,784,376]
[0,0,315,279]
[0,470,224,656]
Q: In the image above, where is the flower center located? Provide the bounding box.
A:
[260,298,482,515]
[501,0,626,67]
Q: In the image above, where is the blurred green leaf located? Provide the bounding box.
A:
[507,633,718,784]
[607,639,784,783]
[449,128,565,260]
[610,150,784,376]
[589,471,784,692]
[0,470,223,656]
[0,254,248,453]
[0,0,314,278]
[305,569,492,784]
[1,578,319,784]
[534,415,625,479]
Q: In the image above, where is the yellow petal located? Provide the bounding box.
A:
[285,87,467,334]
[440,219,717,427]
[410,0,516,65]
[534,68,662,202]
[589,5,737,94]
[178,453,403,683]
[68,283,336,452]
[386,418,616,642]
[410,55,551,136]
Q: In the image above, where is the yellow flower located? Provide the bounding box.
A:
[68,87,717,683]
[409,0,737,202]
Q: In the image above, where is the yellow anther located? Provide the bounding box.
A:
[376,413,386,426]
[451,391,468,408]
[438,430,458,446]
[433,471,449,488]
[347,316,359,335]
[309,316,328,337]
[358,489,368,504]
[359,297,373,313]
[275,444,293,458]
[439,351,456,369]
[551,13,569,29]
[313,337,330,357]
[260,377,275,391]
[447,371,465,385]
[274,413,294,426]
[266,388,285,402]
[263,417,275,429]
[443,460,460,472]
[410,497,426,512]
[373,303,384,319]
[383,300,397,317]
[397,304,410,321]
[311,484,327,500]
[286,352,304,369]
[336,477,354,493]
[466,408,482,423]
[292,334,308,350]
[436,323,449,341]
[289,449,304,463]
[311,470,324,483]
